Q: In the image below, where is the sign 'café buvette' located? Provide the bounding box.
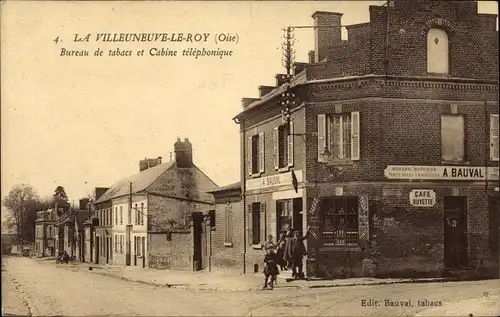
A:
[384,165,499,181]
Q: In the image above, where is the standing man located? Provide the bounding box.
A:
[285,226,310,279]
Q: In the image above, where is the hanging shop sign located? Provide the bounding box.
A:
[384,166,499,181]
[409,190,436,207]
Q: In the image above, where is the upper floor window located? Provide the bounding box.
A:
[248,133,264,175]
[140,203,144,225]
[115,207,118,225]
[318,112,360,162]
[427,28,449,74]
[120,206,123,225]
[273,122,294,170]
[134,203,138,225]
[441,115,464,162]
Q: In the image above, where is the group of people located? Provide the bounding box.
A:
[261,226,310,290]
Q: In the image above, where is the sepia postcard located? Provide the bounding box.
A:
[1,0,499,316]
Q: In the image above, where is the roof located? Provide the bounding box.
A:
[95,161,175,204]
[206,181,241,193]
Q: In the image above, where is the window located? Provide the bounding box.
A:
[248,133,264,175]
[427,28,449,74]
[247,202,266,246]
[318,112,360,162]
[490,114,499,161]
[114,234,118,251]
[208,210,216,229]
[110,236,113,259]
[128,205,132,224]
[140,203,144,225]
[278,125,289,168]
[110,209,113,227]
[135,204,138,225]
[224,206,232,244]
[321,197,359,246]
[120,235,123,253]
[120,206,123,225]
[441,115,464,161]
[115,207,118,225]
[276,200,292,233]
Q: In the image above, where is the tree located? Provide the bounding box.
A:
[53,185,70,213]
[3,184,39,245]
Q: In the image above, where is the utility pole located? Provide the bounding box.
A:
[280,26,296,134]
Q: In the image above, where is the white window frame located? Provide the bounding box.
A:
[318,112,360,163]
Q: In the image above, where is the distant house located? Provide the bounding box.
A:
[34,209,59,257]
[93,138,218,270]
[1,233,18,255]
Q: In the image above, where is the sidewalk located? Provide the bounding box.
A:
[416,294,499,317]
[75,262,459,291]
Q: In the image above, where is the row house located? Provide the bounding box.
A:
[34,208,59,257]
[92,138,218,270]
[233,0,499,278]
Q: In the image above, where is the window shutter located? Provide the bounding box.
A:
[288,121,294,167]
[317,114,326,162]
[351,111,360,161]
[247,204,253,246]
[490,114,499,161]
[273,127,279,170]
[259,132,265,173]
[248,136,253,175]
[260,202,266,244]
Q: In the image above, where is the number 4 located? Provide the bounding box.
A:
[54,36,60,44]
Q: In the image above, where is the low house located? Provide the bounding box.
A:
[206,182,243,273]
[93,138,219,270]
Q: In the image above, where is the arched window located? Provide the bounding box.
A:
[427,28,449,74]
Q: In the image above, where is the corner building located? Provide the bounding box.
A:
[234,0,499,278]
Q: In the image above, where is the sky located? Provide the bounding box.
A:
[1,1,498,218]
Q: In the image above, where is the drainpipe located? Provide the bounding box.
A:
[234,116,246,274]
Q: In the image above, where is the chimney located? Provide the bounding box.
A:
[79,198,90,210]
[139,159,148,172]
[275,74,288,87]
[293,62,308,75]
[174,138,193,168]
[308,50,315,63]
[95,187,109,202]
[158,156,162,164]
[312,11,343,63]
[258,86,275,98]
[241,97,260,109]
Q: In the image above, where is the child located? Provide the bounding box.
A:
[262,249,279,290]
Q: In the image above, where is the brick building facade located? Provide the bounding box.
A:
[234,0,499,278]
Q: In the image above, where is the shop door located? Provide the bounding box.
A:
[293,198,303,234]
[443,196,468,269]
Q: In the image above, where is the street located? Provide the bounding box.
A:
[2,256,499,316]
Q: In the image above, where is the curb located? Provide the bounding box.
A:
[305,277,459,289]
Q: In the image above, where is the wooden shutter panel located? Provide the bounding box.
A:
[260,202,266,244]
[259,132,265,173]
[247,204,253,245]
[490,114,499,161]
[273,127,279,170]
[351,111,360,161]
[248,136,253,175]
[317,114,326,162]
[288,121,294,167]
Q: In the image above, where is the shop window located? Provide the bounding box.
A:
[441,115,465,161]
[321,197,359,246]
[276,200,292,233]
[427,28,449,74]
[224,206,233,244]
[318,112,360,162]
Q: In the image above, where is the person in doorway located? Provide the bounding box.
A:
[282,228,294,269]
[262,249,279,290]
[284,226,310,279]
[276,231,288,270]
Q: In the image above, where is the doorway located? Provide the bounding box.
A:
[443,196,468,269]
[192,212,203,271]
[293,198,303,234]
